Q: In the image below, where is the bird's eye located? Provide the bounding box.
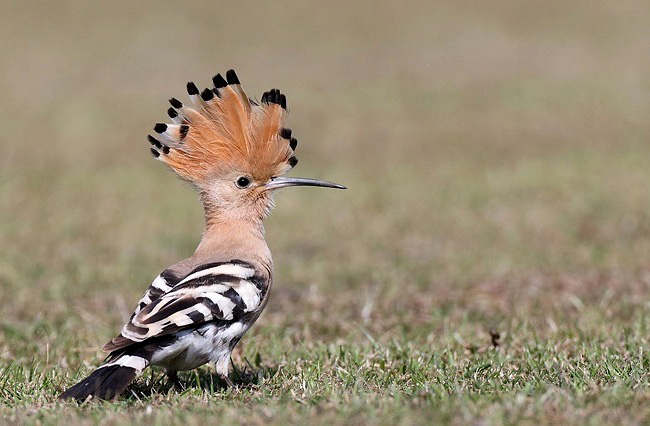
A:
[236,177,251,188]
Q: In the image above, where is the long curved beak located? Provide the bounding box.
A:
[265,176,347,191]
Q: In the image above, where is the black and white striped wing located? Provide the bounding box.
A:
[130,273,176,318]
[103,261,267,352]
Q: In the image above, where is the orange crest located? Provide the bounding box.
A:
[148,70,298,186]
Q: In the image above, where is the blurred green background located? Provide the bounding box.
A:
[1,1,650,424]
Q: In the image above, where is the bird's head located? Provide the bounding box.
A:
[148,70,345,224]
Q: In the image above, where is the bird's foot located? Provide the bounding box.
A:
[219,374,235,388]
[167,370,183,390]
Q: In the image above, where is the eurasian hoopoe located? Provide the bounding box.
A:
[60,69,345,401]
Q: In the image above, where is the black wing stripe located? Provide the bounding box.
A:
[143,297,196,324]
[184,259,251,277]
[172,274,240,290]
[196,296,224,318]
[223,287,246,310]
[124,322,149,335]
[187,310,206,323]
[160,269,182,285]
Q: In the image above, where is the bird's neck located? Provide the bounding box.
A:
[193,212,272,273]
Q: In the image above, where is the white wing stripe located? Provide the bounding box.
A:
[177,264,255,286]
[235,281,261,310]
[104,355,148,371]
[194,304,212,317]
[167,283,230,298]
[151,275,172,292]
[166,309,197,327]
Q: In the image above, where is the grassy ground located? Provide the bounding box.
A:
[1,0,650,424]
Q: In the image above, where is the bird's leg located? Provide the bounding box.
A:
[167,370,182,389]
[214,357,236,388]
[219,373,235,388]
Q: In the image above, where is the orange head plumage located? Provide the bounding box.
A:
[148,70,344,223]
[149,69,296,185]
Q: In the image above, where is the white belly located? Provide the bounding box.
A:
[150,322,249,371]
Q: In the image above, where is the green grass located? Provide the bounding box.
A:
[2,0,650,424]
[4,309,650,424]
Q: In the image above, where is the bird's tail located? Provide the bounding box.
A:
[59,353,149,401]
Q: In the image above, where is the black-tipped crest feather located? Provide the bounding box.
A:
[169,98,183,108]
[226,69,240,85]
[186,82,199,96]
[200,88,214,101]
[213,73,227,89]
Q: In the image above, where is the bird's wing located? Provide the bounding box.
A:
[102,261,268,352]
[128,271,178,320]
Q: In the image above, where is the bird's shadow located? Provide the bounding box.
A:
[125,362,278,400]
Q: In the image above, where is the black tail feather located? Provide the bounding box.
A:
[59,365,138,401]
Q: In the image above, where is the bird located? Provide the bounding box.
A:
[59,69,345,401]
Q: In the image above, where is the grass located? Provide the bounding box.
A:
[2,0,650,424]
